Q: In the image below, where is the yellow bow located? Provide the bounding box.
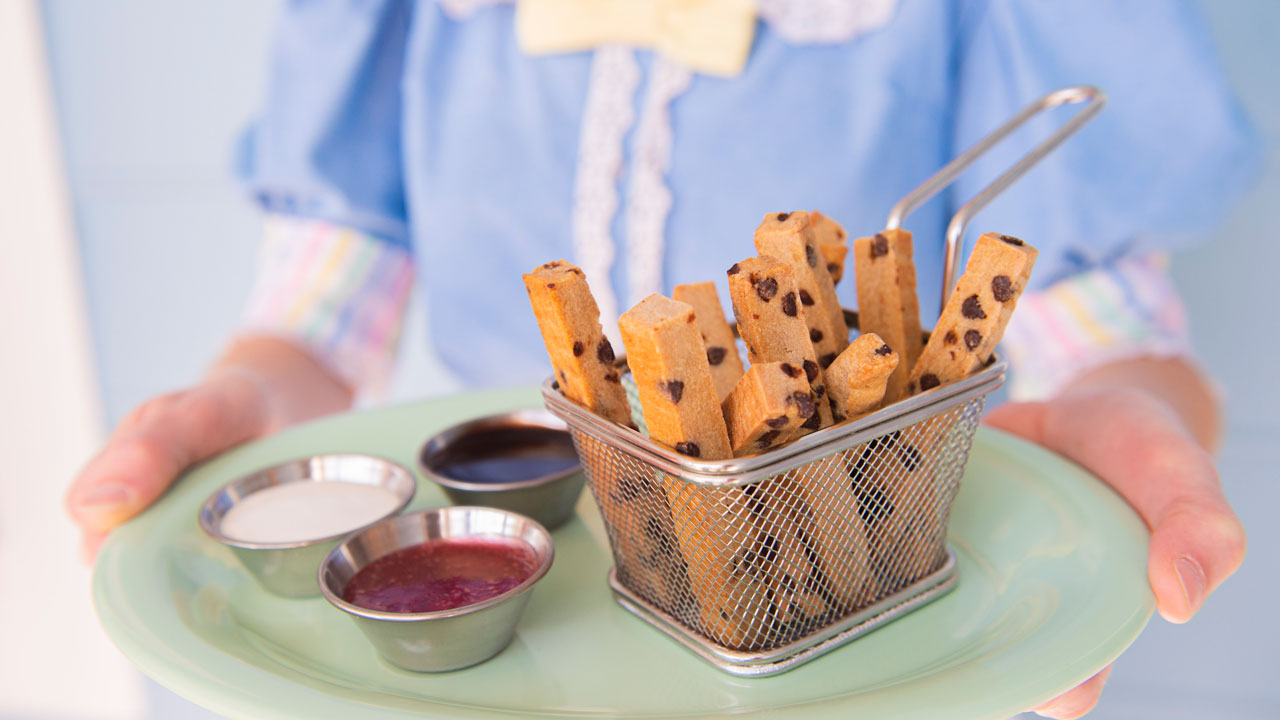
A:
[516,0,758,77]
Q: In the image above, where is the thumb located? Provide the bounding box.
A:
[66,373,268,534]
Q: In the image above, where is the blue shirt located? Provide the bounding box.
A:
[238,0,1260,389]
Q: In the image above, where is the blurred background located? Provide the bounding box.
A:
[0,1,1275,718]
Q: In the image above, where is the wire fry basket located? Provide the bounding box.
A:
[542,86,1106,677]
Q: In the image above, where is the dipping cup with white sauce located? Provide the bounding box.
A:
[199,454,417,597]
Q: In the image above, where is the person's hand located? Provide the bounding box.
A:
[65,368,273,560]
[65,337,355,561]
[985,378,1246,719]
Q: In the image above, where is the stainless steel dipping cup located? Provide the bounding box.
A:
[198,454,417,598]
[419,409,585,529]
[317,506,555,672]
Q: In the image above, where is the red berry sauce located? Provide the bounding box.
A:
[343,538,538,614]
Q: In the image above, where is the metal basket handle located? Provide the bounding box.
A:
[884,85,1107,312]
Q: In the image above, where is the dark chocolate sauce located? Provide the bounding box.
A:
[428,426,578,484]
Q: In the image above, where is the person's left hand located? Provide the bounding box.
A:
[985,384,1246,719]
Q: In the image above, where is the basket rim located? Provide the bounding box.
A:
[541,354,1005,487]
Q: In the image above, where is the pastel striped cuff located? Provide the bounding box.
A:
[239,215,414,395]
[1001,254,1193,401]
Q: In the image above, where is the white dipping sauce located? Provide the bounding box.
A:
[221,481,400,544]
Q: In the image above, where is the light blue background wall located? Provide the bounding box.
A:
[40,1,1278,718]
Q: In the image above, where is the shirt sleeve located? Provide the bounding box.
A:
[239,215,415,395]
[950,0,1263,288]
[236,0,414,247]
[999,253,1194,401]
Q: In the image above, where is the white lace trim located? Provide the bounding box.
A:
[625,56,694,307]
[571,45,639,349]
[441,0,900,328]
[757,0,899,44]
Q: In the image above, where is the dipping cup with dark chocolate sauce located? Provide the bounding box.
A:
[420,409,586,529]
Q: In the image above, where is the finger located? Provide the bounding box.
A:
[80,529,108,564]
[66,379,266,533]
[983,400,1049,444]
[1147,498,1246,622]
[1032,665,1113,719]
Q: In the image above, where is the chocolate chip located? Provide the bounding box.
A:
[996,233,1024,246]
[757,430,781,448]
[572,341,584,357]
[542,261,561,269]
[780,363,802,378]
[793,392,815,417]
[727,262,741,275]
[569,267,582,275]
[674,441,700,457]
[813,384,826,398]
[836,228,845,239]
[875,344,893,356]
[919,373,940,391]
[827,262,840,276]
[803,360,819,382]
[871,233,889,258]
[949,350,957,360]
[992,275,1014,302]
[546,282,556,289]
[604,371,621,383]
[944,330,957,345]
[597,338,615,364]
[801,412,822,430]
[765,416,790,429]
[550,380,560,390]
[776,212,790,222]
[799,289,814,306]
[809,328,823,343]
[782,292,798,317]
[720,609,730,621]
[754,276,778,301]
[659,380,684,403]
[558,369,566,383]
[805,243,818,267]
[964,329,982,350]
[961,295,986,319]
[707,346,727,366]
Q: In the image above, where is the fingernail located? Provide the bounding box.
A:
[78,485,131,508]
[1175,555,1207,617]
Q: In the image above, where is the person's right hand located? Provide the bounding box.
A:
[65,337,356,561]
[65,368,273,560]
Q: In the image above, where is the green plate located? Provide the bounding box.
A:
[94,386,1154,719]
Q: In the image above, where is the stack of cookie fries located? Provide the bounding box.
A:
[522,211,1033,674]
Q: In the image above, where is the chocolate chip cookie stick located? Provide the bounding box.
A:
[754,212,850,367]
[810,210,850,286]
[673,281,745,402]
[727,256,834,431]
[824,333,900,424]
[852,229,924,404]
[908,232,1038,394]
[620,295,782,648]
[619,294,732,459]
[522,260,632,425]
[721,362,816,456]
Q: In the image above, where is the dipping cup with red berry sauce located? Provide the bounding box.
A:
[318,506,554,672]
